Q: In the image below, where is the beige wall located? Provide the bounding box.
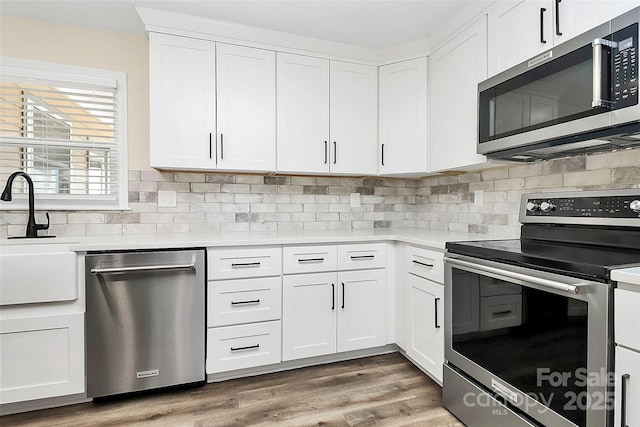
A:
[0,14,151,170]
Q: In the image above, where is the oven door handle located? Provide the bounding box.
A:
[446,258,587,295]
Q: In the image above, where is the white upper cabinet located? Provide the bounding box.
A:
[276,53,377,175]
[216,43,276,172]
[149,34,275,172]
[276,53,330,175]
[378,57,428,176]
[488,0,640,77]
[429,16,488,172]
[149,32,216,170]
[329,61,378,175]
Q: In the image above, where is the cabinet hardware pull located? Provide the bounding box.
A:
[331,283,335,310]
[350,255,375,260]
[220,133,224,159]
[413,260,434,268]
[231,299,260,305]
[493,310,513,315]
[540,8,547,44]
[324,141,328,164]
[621,373,630,427]
[434,297,440,329]
[230,344,260,352]
[333,141,337,164]
[298,257,325,263]
[341,282,345,309]
[381,144,385,166]
[209,133,213,159]
[231,262,261,268]
[555,0,562,36]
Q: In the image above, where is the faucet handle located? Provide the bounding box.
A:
[35,212,50,231]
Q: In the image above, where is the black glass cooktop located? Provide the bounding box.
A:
[446,238,640,282]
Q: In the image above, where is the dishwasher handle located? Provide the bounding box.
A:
[91,262,196,275]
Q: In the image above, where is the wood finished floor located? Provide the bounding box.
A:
[1,353,464,427]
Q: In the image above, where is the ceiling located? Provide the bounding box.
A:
[0,0,475,49]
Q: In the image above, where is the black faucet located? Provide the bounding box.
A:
[1,171,51,238]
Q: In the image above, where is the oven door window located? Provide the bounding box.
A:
[478,44,604,144]
[451,268,588,426]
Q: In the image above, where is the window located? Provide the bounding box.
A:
[0,58,128,210]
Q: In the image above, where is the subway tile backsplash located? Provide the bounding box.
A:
[1,148,639,238]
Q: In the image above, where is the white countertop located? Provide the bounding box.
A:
[612,267,640,287]
[1,228,505,252]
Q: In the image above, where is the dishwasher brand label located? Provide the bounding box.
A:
[136,369,159,379]
[491,379,519,404]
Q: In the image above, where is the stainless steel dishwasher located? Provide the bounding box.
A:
[85,249,206,398]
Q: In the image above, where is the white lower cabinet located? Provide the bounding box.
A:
[406,273,444,383]
[615,287,640,427]
[0,313,84,404]
[282,269,386,360]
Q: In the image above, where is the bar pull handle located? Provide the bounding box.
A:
[91,262,196,275]
[493,310,513,316]
[333,141,337,164]
[381,144,385,166]
[350,255,375,260]
[331,283,335,310]
[540,8,547,44]
[230,344,260,352]
[621,373,630,427]
[324,141,328,164]
[231,299,260,306]
[413,260,434,268]
[231,261,261,268]
[592,38,616,108]
[298,257,325,263]
[220,133,224,159]
[209,133,213,159]
[341,282,345,309]
[555,0,562,36]
[434,297,440,329]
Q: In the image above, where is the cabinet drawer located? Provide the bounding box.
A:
[615,289,640,350]
[480,294,523,332]
[283,245,337,274]
[338,243,386,270]
[406,246,444,284]
[206,321,281,374]
[208,247,282,280]
[208,277,281,327]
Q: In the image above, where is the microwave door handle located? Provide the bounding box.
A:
[592,38,617,108]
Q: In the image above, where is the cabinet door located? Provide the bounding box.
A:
[329,61,378,175]
[149,33,216,170]
[282,272,337,360]
[615,346,640,427]
[276,53,330,174]
[378,57,428,175]
[0,313,84,404]
[337,269,386,352]
[487,0,553,76]
[216,43,276,172]
[555,0,638,45]
[429,15,488,172]
[406,273,444,383]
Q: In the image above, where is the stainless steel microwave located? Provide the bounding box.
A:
[478,7,640,162]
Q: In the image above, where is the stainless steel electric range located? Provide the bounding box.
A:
[443,189,640,427]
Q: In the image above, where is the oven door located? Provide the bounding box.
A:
[444,254,612,427]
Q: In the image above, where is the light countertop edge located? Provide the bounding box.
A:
[611,267,640,287]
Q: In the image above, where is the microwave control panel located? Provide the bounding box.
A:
[525,194,640,218]
[612,23,638,109]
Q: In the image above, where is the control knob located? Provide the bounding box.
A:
[540,201,556,213]
[630,199,640,213]
[526,201,540,212]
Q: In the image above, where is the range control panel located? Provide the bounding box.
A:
[522,191,640,222]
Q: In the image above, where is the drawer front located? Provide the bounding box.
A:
[480,294,523,332]
[615,289,640,350]
[479,276,522,297]
[206,321,281,374]
[337,243,386,271]
[208,247,282,280]
[406,246,444,284]
[283,245,337,274]
[208,277,282,327]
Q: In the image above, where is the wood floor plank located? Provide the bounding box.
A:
[1,353,462,427]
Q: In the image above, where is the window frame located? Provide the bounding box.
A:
[0,57,128,211]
